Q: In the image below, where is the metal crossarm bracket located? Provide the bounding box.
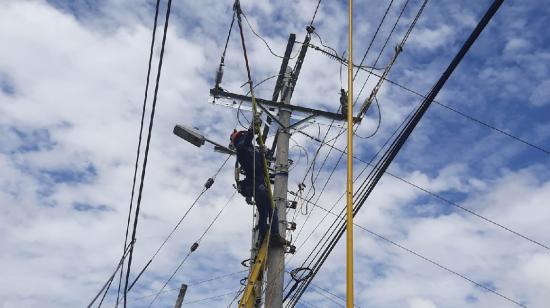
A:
[288,114,316,130]
[211,88,360,122]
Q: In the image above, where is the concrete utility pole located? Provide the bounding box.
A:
[173,283,187,308]
[265,67,293,307]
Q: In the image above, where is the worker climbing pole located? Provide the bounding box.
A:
[231,1,288,307]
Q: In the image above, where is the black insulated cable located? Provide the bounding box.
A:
[122,0,173,306]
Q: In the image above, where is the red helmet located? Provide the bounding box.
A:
[230,130,246,144]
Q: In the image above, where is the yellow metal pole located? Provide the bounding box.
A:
[346,0,354,307]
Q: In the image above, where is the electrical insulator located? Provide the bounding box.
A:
[204,178,214,189]
[215,63,224,88]
[190,242,199,252]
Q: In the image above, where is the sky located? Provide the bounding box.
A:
[1,0,550,307]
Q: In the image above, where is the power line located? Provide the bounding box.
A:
[297,128,550,252]
[107,270,247,307]
[288,2,512,305]
[114,0,161,306]
[122,0,173,306]
[146,191,237,307]
[303,197,527,308]
[88,243,133,308]
[353,0,396,80]
[354,0,411,104]
[309,0,322,26]
[126,156,231,292]
[241,12,300,60]
[384,76,550,156]
[354,96,381,139]
[318,43,550,156]
[185,291,239,305]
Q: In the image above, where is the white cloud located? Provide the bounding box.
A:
[529,79,550,106]
[409,297,437,308]
[1,1,550,308]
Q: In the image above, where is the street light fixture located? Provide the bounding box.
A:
[173,124,235,155]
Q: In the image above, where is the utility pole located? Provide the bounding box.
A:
[174,283,187,308]
[265,67,293,307]
[209,27,357,308]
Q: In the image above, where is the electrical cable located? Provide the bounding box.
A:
[283,112,412,299]
[185,291,239,305]
[241,12,300,60]
[287,2,509,305]
[88,242,133,308]
[296,195,526,308]
[354,96,382,139]
[354,0,411,105]
[113,0,161,306]
[235,74,281,129]
[289,137,310,173]
[381,74,550,156]
[318,2,549,157]
[289,2,427,247]
[126,155,231,291]
[309,0,322,26]
[353,0,395,81]
[107,270,246,306]
[146,191,237,307]
[298,119,550,251]
[291,125,346,244]
[122,0,172,307]
[222,12,236,63]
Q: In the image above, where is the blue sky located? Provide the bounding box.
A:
[1,0,550,307]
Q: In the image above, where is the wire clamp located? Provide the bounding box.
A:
[286,221,296,231]
[287,201,297,209]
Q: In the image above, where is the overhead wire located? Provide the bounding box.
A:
[314,34,550,155]
[287,0,419,254]
[112,0,161,306]
[309,0,322,26]
[107,270,246,306]
[298,125,550,251]
[380,73,550,156]
[122,0,173,307]
[146,191,238,307]
[354,0,410,106]
[353,0,395,80]
[286,1,427,301]
[185,291,240,305]
[295,194,527,308]
[236,73,282,128]
[290,0,428,249]
[241,12,300,60]
[287,1,511,305]
[282,106,414,303]
[354,96,382,139]
[285,0,412,276]
[88,242,134,308]
[126,155,231,292]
